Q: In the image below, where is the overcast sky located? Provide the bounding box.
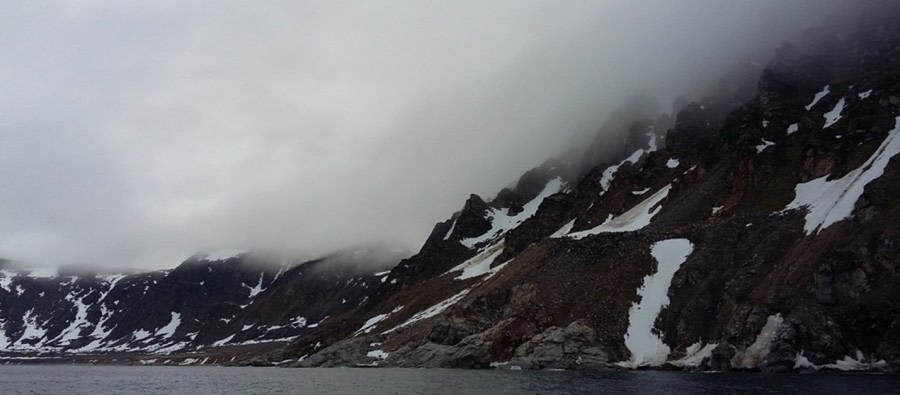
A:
[0,1,853,269]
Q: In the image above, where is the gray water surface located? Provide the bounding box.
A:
[1,365,898,394]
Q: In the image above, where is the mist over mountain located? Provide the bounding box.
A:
[0,0,865,269]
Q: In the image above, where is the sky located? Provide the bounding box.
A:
[0,1,855,269]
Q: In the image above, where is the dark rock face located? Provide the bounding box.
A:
[665,102,720,164]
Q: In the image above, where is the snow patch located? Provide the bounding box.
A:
[784,116,900,234]
[731,314,784,369]
[550,219,576,238]
[620,239,694,367]
[245,273,264,298]
[443,218,457,241]
[355,305,404,335]
[56,294,90,344]
[805,85,830,110]
[600,150,644,195]
[0,270,14,292]
[446,243,504,280]
[669,342,717,368]
[212,334,235,347]
[786,123,799,135]
[568,185,671,238]
[0,319,9,350]
[460,177,563,248]
[17,310,48,349]
[632,188,650,195]
[794,350,887,371]
[385,289,470,333]
[666,158,680,169]
[367,349,389,360]
[290,316,307,327]
[822,98,845,128]
[154,312,182,339]
[858,90,872,99]
[755,139,775,153]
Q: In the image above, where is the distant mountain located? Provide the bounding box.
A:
[0,249,400,364]
[3,5,899,372]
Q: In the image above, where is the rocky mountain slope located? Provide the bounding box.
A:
[0,250,401,364]
[2,5,900,372]
[271,8,900,372]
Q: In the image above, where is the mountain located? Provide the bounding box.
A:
[2,5,900,372]
[0,249,402,365]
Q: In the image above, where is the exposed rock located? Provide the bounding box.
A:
[508,320,611,370]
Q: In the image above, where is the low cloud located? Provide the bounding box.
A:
[0,1,860,268]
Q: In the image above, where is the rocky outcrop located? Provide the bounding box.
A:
[507,320,610,370]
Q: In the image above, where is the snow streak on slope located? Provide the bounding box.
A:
[155,312,182,338]
[246,273,265,298]
[445,242,504,280]
[355,305,404,336]
[460,178,563,248]
[756,139,775,153]
[57,292,91,344]
[567,185,671,239]
[600,149,644,195]
[784,116,900,234]
[732,314,784,369]
[0,319,9,350]
[385,289,471,334]
[599,127,660,196]
[822,98,845,128]
[806,85,830,110]
[16,310,48,350]
[621,238,694,367]
[549,220,576,238]
[443,219,457,240]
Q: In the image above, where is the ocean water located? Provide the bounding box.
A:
[1,365,898,394]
